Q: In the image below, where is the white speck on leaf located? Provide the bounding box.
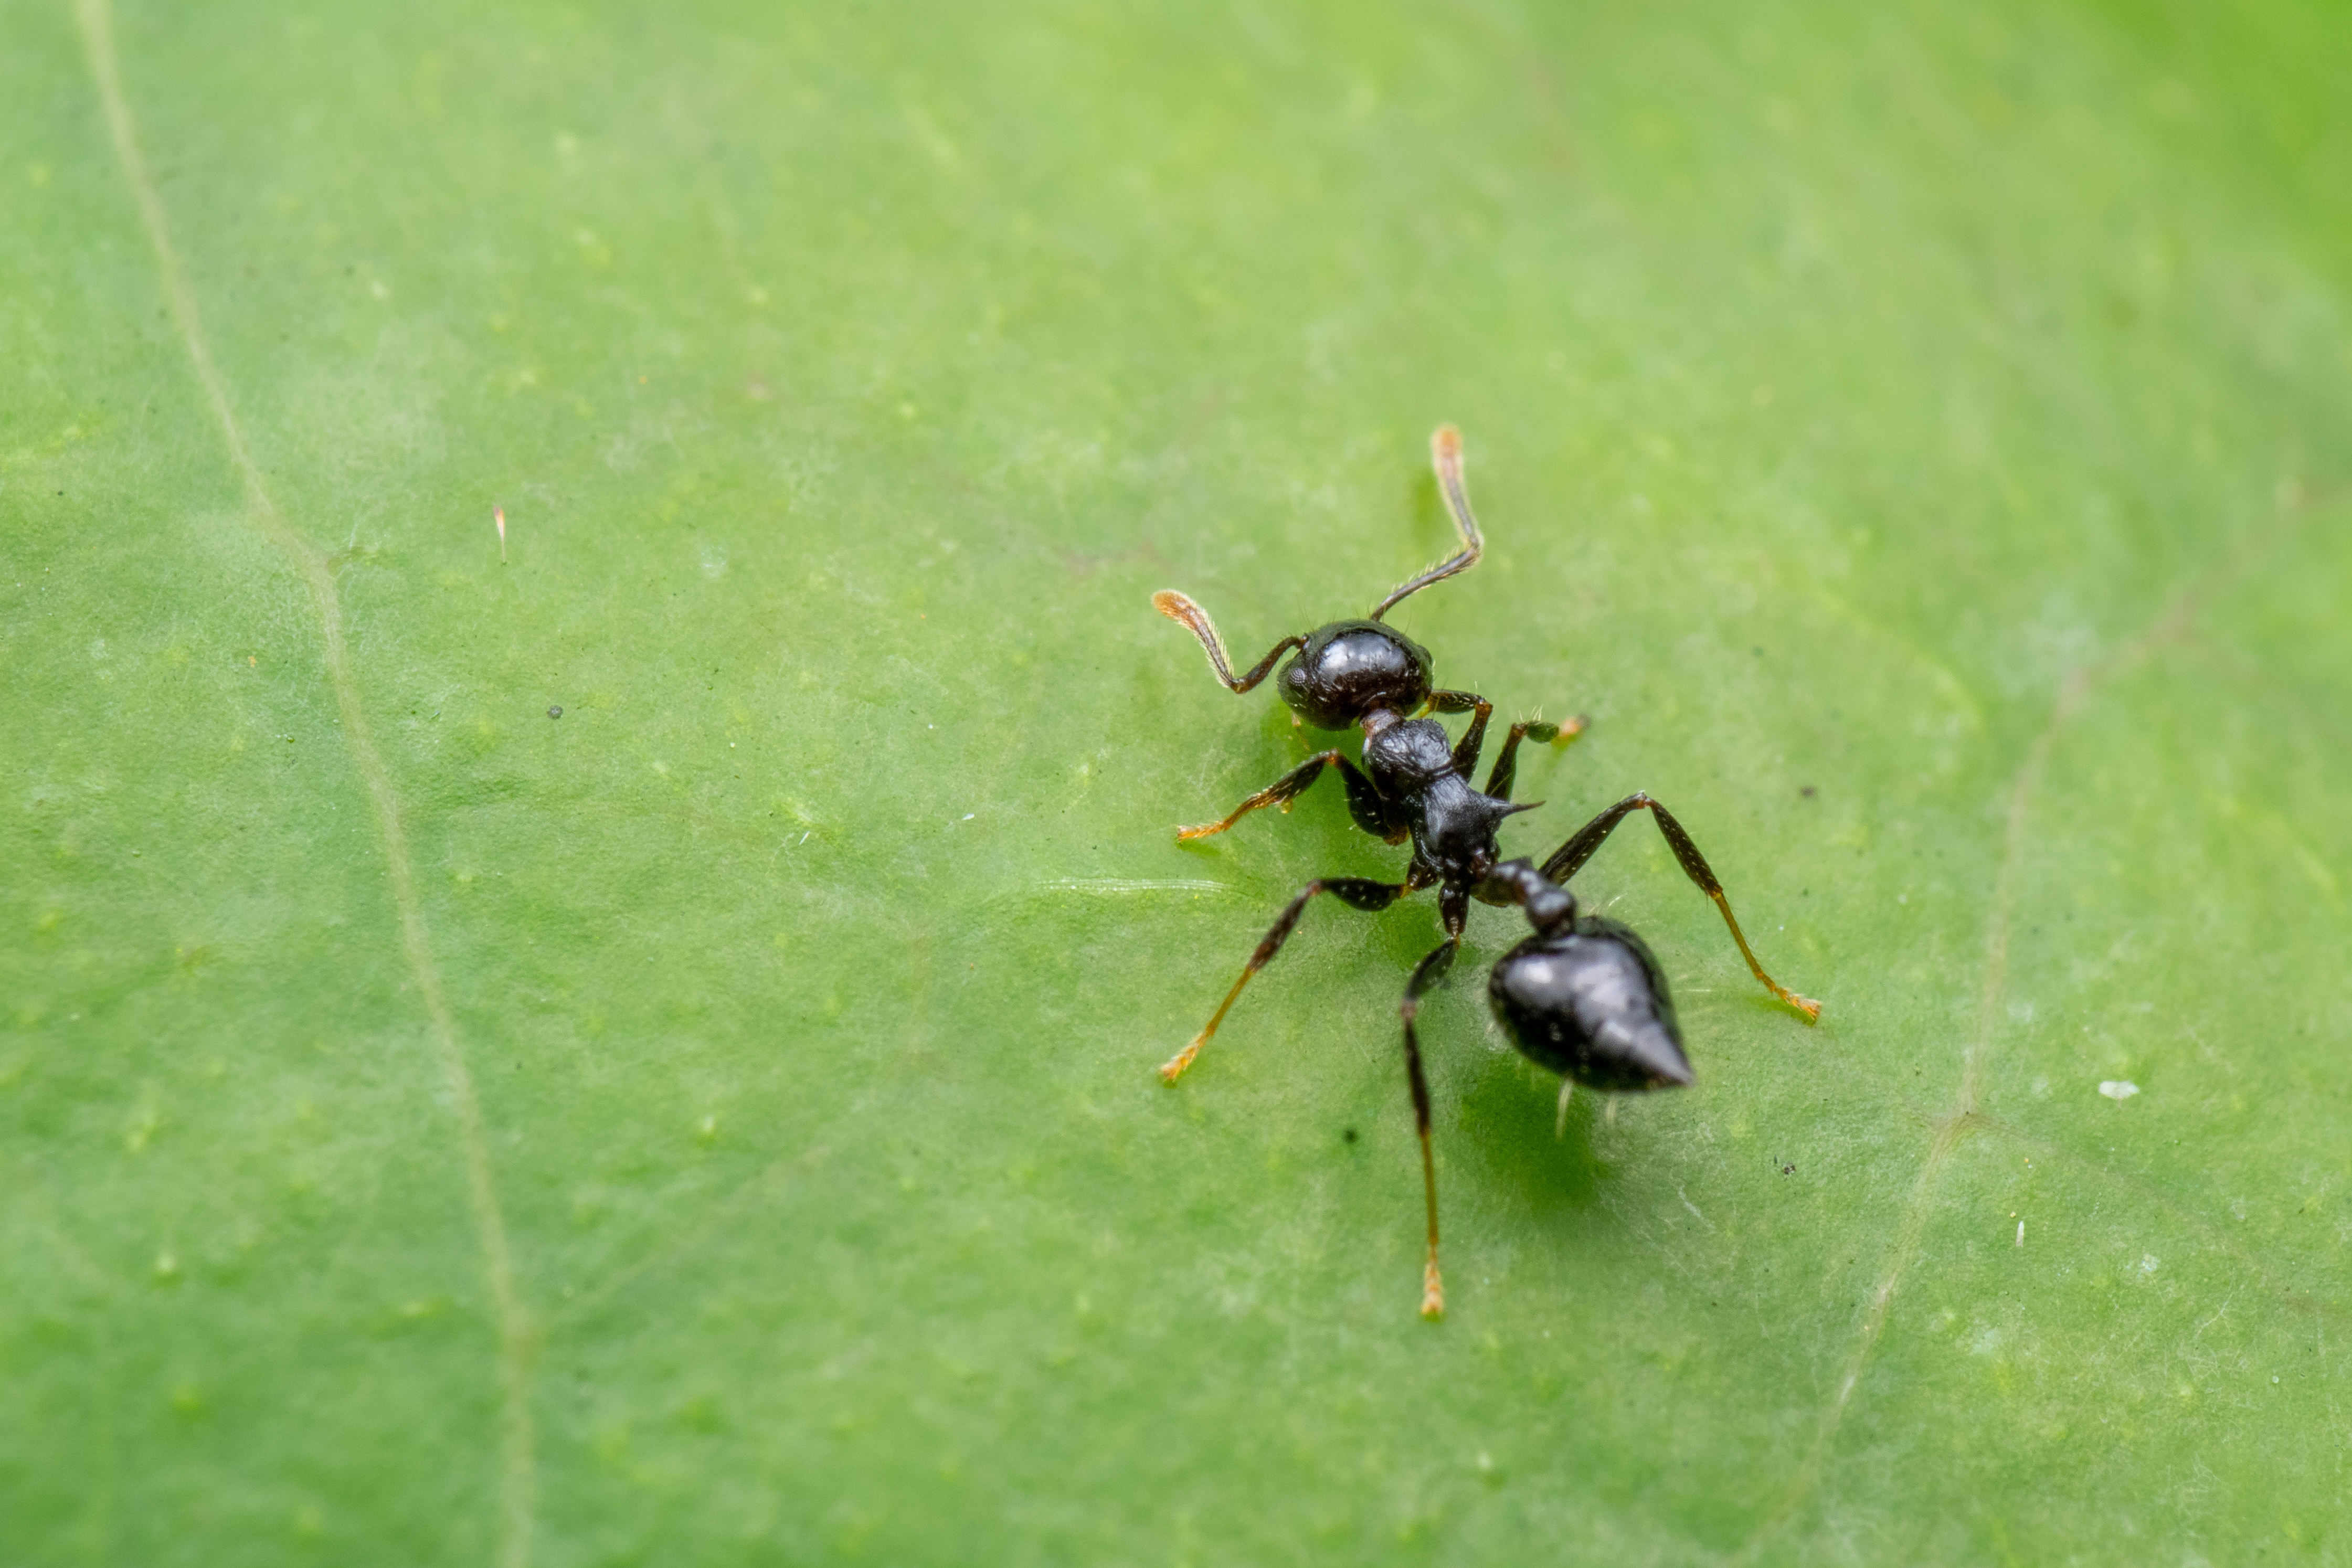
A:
[2141,1254,2159,1273]
[2099,1080,2139,1100]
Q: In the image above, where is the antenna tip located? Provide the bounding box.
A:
[1431,424,1462,460]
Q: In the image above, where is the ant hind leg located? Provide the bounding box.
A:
[1540,792,1821,1022]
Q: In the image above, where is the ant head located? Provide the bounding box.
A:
[1277,620,1433,730]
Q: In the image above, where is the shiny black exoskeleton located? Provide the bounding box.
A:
[1277,620,1432,729]
[1482,865,1689,1090]
[1151,425,1821,1319]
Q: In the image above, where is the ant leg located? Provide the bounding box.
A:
[1371,425,1486,621]
[1540,793,1822,1022]
[1437,880,1471,940]
[1426,689,1493,777]
[1159,876,1416,1083]
[1152,590,1305,693]
[1485,715,1586,802]
[1399,937,1459,1318]
[1177,750,1397,843]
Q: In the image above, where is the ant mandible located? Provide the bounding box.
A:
[1151,425,1821,1319]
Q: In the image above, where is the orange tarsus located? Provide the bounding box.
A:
[1157,1036,1204,1083]
[1707,890,1823,1023]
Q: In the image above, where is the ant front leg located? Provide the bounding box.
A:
[1158,876,1420,1083]
[1540,793,1823,1022]
[1425,690,1492,778]
[1485,715,1586,803]
[1151,590,1305,693]
[1176,750,1399,844]
[1397,935,1459,1319]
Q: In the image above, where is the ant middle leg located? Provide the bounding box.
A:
[1397,936,1460,1319]
[1485,715,1587,802]
[1540,793,1823,1022]
[1152,590,1306,693]
[1177,750,1400,844]
[1158,876,1419,1083]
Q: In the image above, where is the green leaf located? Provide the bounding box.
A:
[6,0,2348,1562]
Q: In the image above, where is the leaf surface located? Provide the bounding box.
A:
[4,1,2349,1563]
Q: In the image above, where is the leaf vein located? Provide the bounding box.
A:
[1733,511,2301,1560]
[73,4,537,1563]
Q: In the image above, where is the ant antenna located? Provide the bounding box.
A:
[1370,425,1486,621]
[1151,590,1306,693]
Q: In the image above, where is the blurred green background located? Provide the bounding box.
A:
[4,0,2348,1562]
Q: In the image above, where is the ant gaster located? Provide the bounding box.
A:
[1152,425,1821,1319]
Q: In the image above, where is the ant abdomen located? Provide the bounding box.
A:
[1278,620,1432,730]
[1487,918,1695,1090]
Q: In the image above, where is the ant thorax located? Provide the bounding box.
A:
[1361,716,1453,791]
[1364,717,1517,879]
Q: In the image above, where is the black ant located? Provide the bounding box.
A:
[1151,425,1821,1319]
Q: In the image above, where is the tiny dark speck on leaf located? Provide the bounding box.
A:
[548,706,563,719]
[1343,1128,1359,1143]
[1781,1164,1796,1175]
[1800,785,1817,798]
